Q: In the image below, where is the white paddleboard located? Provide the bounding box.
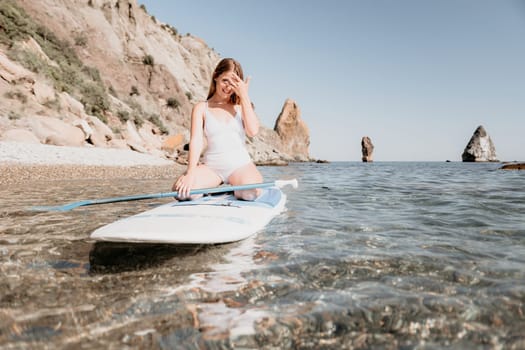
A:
[90,187,286,244]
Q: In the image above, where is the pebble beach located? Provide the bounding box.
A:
[0,141,183,185]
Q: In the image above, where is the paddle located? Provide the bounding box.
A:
[31,179,298,212]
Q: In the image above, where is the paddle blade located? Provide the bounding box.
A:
[31,200,93,212]
[275,179,299,189]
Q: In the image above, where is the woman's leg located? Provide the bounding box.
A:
[228,162,263,200]
[172,164,222,200]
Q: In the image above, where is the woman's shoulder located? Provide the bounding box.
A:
[193,100,207,109]
[189,101,208,122]
[192,101,208,114]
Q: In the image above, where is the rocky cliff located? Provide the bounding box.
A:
[0,0,310,164]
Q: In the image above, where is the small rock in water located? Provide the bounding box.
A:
[500,162,525,170]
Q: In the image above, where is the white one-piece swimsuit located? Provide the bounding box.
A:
[202,103,252,183]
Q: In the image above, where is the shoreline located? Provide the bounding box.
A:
[0,163,182,185]
[0,141,173,166]
[0,141,183,185]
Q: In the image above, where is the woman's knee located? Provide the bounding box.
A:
[234,188,260,201]
[229,163,262,185]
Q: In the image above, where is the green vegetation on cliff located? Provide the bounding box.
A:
[0,1,109,120]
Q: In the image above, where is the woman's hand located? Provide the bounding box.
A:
[229,73,251,101]
[173,171,196,199]
[228,72,259,136]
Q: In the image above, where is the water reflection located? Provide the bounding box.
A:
[182,237,273,340]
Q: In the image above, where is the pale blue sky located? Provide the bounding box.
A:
[140,1,525,161]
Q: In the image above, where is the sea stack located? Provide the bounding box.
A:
[274,98,310,161]
[361,136,374,162]
[462,125,498,162]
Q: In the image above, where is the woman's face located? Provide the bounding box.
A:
[214,70,235,98]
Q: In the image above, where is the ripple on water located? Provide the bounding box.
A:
[1,163,524,348]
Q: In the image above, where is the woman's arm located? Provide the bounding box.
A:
[231,74,259,137]
[172,102,205,196]
[186,102,206,173]
[239,94,259,137]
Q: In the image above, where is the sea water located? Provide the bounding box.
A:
[0,162,524,348]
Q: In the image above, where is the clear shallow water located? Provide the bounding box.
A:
[1,162,524,349]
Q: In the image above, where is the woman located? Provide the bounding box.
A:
[173,58,263,200]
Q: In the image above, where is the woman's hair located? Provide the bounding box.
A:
[207,58,244,104]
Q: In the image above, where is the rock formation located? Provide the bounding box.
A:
[361,136,374,162]
[500,163,525,170]
[0,0,309,164]
[246,127,289,165]
[462,125,498,162]
[273,99,310,161]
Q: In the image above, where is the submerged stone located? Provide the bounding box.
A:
[500,162,525,170]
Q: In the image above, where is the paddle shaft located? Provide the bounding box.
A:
[90,181,284,204]
[32,179,298,211]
